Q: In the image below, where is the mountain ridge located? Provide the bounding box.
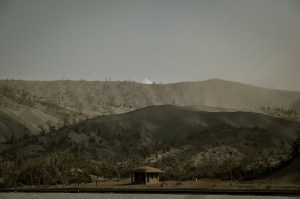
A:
[0,79,299,142]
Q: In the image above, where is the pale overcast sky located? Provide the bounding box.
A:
[0,0,300,90]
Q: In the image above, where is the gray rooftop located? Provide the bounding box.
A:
[130,166,164,173]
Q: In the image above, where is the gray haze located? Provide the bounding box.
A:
[0,0,299,91]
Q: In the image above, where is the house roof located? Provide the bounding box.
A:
[130,166,164,173]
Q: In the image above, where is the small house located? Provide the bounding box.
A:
[129,166,164,184]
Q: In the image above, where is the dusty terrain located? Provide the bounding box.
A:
[1,79,300,143]
[1,105,299,183]
[0,79,299,189]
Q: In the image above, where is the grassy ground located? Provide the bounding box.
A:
[12,178,299,191]
[1,178,299,197]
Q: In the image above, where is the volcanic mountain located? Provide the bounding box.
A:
[0,79,299,142]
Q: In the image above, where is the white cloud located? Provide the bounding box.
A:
[142,78,153,84]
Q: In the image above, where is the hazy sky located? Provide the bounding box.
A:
[0,0,300,90]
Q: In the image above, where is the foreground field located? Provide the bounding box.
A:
[1,179,300,198]
[2,178,299,191]
[0,193,298,199]
[68,178,300,191]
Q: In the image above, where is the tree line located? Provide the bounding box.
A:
[0,151,146,188]
[261,106,299,121]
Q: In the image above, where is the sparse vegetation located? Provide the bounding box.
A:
[1,106,299,187]
[0,80,300,188]
[261,106,299,121]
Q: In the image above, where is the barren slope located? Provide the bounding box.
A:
[2,106,299,166]
[1,79,300,114]
[1,79,300,142]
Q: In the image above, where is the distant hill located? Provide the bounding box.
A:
[1,79,300,112]
[0,79,300,142]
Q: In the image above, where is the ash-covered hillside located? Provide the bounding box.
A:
[0,79,299,142]
[1,79,300,114]
[2,105,299,179]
